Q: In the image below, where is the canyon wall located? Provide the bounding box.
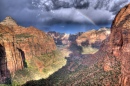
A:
[76,28,110,48]
[0,17,56,83]
[100,4,130,86]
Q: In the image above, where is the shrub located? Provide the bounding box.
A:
[12,49,66,85]
[15,33,33,39]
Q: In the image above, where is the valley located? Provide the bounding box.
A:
[0,16,110,86]
[24,3,130,86]
[1,2,130,86]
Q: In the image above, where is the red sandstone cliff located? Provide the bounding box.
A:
[0,17,56,83]
[100,4,130,86]
[73,5,130,85]
[76,28,110,48]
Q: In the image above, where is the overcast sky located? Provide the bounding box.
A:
[0,0,129,33]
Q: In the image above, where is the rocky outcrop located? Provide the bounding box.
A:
[47,31,83,46]
[76,28,110,48]
[14,26,56,60]
[0,24,22,83]
[0,17,56,83]
[47,31,70,45]
[0,16,18,27]
[100,4,130,86]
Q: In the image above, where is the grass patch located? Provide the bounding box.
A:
[35,50,67,78]
[82,46,98,54]
[0,84,11,86]
[23,52,121,86]
[15,33,33,39]
[0,34,3,38]
[12,50,66,85]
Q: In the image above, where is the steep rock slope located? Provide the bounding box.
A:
[101,4,130,85]
[76,28,110,48]
[47,31,70,45]
[47,31,83,46]
[0,17,57,84]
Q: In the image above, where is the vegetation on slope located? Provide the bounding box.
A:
[11,50,66,85]
[15,33,33,39]
[82,46,98,54]
[23,53,121,86]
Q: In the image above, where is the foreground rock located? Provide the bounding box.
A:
[0,17,57,84]
[105,4,130,85]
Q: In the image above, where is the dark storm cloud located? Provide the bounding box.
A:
[110,0,128,14]
[0,0,129,32]
[31,0,129,26]
[40,8,112,26]
[32,0,128,13]
[0,0,43,27]
[32,0,90,11]
[54,0,90,9]
[94,0,113,9]
[93,0,128,14]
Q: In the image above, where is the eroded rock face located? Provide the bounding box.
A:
[0,24,23,83]
[76,28,110,48]
[14,26,56,60]
[101,3,130,86]
[47,31,83,46]
[47,31,69,45]
[0,16,18,27]
[0,17,56,83]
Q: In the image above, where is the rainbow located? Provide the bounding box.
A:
[76,9,98,27]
